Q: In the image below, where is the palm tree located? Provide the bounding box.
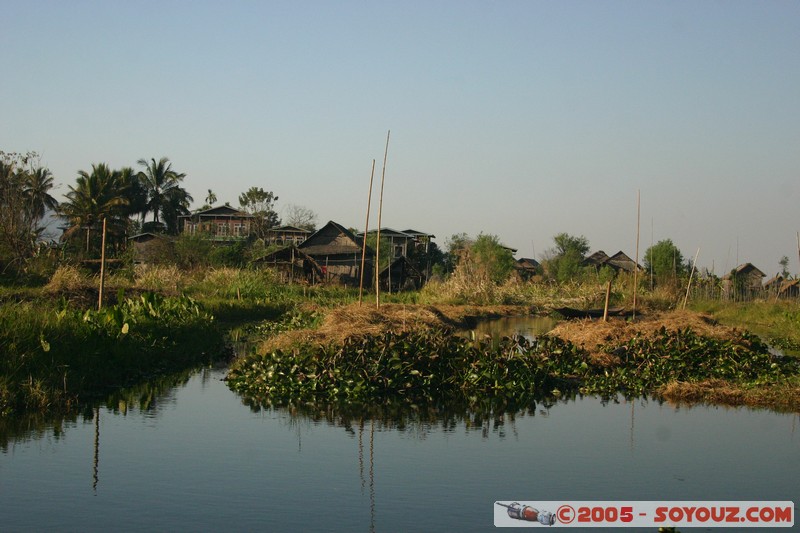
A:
[136,157,189,229]
[59,164,130,252]
[161,185,193,235]
[23,166,59,221]
[205,189,217,206]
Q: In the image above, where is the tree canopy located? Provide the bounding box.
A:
[545,232,590,282]
[239,187,280,238]
[136,157,192,233]
[644,239,685,279]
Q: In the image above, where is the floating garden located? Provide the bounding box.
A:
[227,305,800,412]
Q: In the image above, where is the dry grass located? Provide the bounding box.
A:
[133,264,188,294]
[659,379,800,412]
[548,310,746,365]
[257,303,532,353]
[45,265,92,292]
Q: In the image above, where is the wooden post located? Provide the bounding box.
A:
[602,280,612,322]
[632,190,640,319]
[682,248,700,310]
[290,247,295,285]
[376,130,390,309]
[359,160,376,305]
[98,217,107,310]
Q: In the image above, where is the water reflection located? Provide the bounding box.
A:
[459,315,558,346]
[2,367,798,533]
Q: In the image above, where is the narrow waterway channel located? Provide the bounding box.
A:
[1,358,797,532]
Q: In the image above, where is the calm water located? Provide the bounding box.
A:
[1,317,798,532]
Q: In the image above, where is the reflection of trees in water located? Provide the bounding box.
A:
[237,392,586,439]
[0,367,202,449]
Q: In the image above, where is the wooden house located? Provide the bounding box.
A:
[778,279,799,299]
[379,256,425,292]
[299,221,372,285]
[764,274,785,296]
[252,244,323,284]
[584,250,641,273]
[357,228,437,258]
[722,263,766,300]
[178,206,253,241]
[265,225,312,247]
[514,257,541,280]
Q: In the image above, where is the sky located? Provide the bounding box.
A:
[2,0,799,276]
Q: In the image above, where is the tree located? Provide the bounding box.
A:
[136,157,191,232]
[552,233,590,257]
[59,163,130,253]
[779,256,790,278]
[23,166,59,221]
[238,187,280,238]
[544,233,590,282]
[0,151,55,269]
[643,239,685,280]
[444,232,473,273]
[470,233,516,283]
[205,189,217,206]
[284,204,317,231]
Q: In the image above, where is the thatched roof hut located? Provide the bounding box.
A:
[299,221,373,285]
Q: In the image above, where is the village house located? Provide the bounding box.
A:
[584,250,641,273]
[264,225,312,247]
[722,263,766,300]
[356,228,436,259]
[514,257,541,280]
[298,221,372,285]
[177,206,253,241]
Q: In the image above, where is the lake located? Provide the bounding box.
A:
[1,361,798,532]
[2,317,799,531]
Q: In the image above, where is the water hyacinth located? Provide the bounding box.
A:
[228,326,798,409]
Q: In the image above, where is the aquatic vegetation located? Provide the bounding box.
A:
[227,329,586,405]
[228,324,799,411]
[0,293,225,416]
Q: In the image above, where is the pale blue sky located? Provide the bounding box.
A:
[2,1,799,275]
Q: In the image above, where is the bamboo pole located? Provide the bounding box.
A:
[682,247,700,310]
[602,279,612,322]
[375,130,390,309]
[359,160,376,305]
[97,217,107,310]
[632,190,640,319]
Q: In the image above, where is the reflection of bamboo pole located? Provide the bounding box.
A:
[359,160,376,305]
[93,406,100,491]
[98,217,107,310]
[633,191,640,319]
[369,418,376,533]
[376,130,390,309]
[682,248,700,310]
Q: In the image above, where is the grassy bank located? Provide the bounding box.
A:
[228,305,800,413]
[690,300,800,354]
[0,293,225,416]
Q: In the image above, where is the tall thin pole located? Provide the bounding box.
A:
[375,130,390,309]
[98,217,107,310]
[683,248,700,310]
[633,190,640,318]
[358,160,376,305]
[796,231,799,277]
